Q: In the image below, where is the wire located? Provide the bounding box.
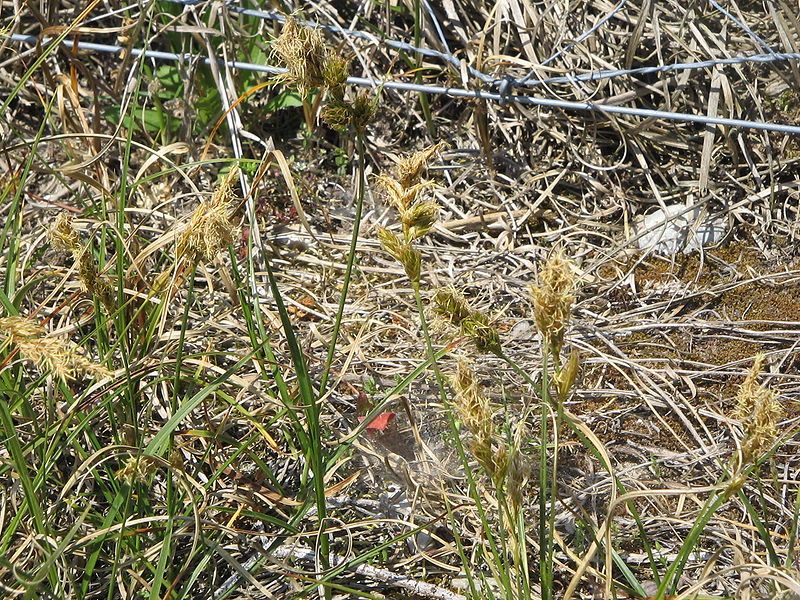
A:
[9,33,800,136]
[169,0,495,85]
[164,0,800,92]
[520,0,628,79]
[708,0,776,56]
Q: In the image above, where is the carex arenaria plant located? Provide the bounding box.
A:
[647,355,784,600]
[272,21,381,593]
[650,355,784,600]
[528,250,578,600]
[154,167,239,296]
[728,353,783,493]
[451,359,530,509]
[450,359,532,596]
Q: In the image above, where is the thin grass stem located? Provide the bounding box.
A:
[320,132,366,395]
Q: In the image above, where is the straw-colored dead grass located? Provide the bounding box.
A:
[3,0,800,598]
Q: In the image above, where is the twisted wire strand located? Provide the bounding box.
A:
[8,32,800,136]
[164,0,800,91]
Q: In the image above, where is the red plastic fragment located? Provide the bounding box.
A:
[358,412,396,431]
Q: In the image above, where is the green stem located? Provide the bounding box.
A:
[411,283,512,594]
[263,252,331,587]
[653,491,727,599]
[411,281,446,388]
[539,348,553,600]
[320,132,366,395]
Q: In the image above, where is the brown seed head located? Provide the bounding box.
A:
[505,422,530,513]
[0,315,42,339]
[49,213,115,312]
[0,315,110,380]
[377,227,404,263]
[735,354,782,465]
[530,251,576,356]
[322,55,350,92]
[116,455,157,485]
[396,142,446,188]
[49,212,80,253]
[319,100,351,131]
[735,353,765,419]
[76,248,97,289]
[375,174,431,213]
[272,18,329,97]
[320,91,375,132]
[348,90,378,131]
[451,361,496,472]
[177,168,238,264]
[400,244,421,284]
[377,227,421,284]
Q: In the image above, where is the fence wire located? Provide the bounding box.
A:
[7,0,800,136]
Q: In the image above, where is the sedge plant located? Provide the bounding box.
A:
[433,252,636,600]
[377,144,541,599]
[269,17,377,592]
[650,354,784,600]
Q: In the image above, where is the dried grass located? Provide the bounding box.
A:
[3,0,800,597]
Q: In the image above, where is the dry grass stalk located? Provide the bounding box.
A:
[0,315,110,380]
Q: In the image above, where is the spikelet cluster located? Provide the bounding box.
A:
[116,455,157,485]
[272,17,330,98]
[504,423,529,514]
[530,251,576,357]
[451,361,530,514]
[734,354,782,467]
[49,213,115,313]
[433,287,501,355]
[0,315,110,380]
[273,18,375,131]
[377,143,445,286]
[451,361,506,481]
[397,143,446,188]
[321,90,377,133]
[176,168,239,265]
